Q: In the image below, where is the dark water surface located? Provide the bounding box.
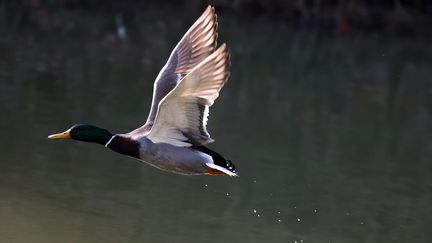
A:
[1,11,432,243]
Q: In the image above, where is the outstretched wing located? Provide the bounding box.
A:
[135,6,218,135]
[146,44,230,147]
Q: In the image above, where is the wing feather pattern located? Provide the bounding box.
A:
[134,6,218,135]
[146,44,230,147]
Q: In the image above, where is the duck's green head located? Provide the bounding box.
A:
[48,124,113,145]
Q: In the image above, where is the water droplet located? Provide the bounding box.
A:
[253,209,257,213]
[257,214,260,217]
[226,193,230,196]
[300,240,304,242]
[297,218,301,222]
[277,211,281,214]
[277,219,281,222]
[314,209,318,213]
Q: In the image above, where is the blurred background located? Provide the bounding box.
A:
[0,0,431,242]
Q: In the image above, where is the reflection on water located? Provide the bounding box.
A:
[1,10,432,243]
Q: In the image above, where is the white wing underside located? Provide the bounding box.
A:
[130,6,219,135]
[146,44,230,147]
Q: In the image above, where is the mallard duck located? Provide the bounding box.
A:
[48,6,237,176]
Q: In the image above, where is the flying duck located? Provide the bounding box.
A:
[48,6,237,176]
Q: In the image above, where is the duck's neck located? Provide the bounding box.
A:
[105,135,141,158]
[71,125,140,158]
[94,132,113,146]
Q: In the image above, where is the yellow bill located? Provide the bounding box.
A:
[48,129,71,139]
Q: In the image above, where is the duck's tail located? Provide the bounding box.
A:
[194,146,237,176]
[206,159,237,176]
